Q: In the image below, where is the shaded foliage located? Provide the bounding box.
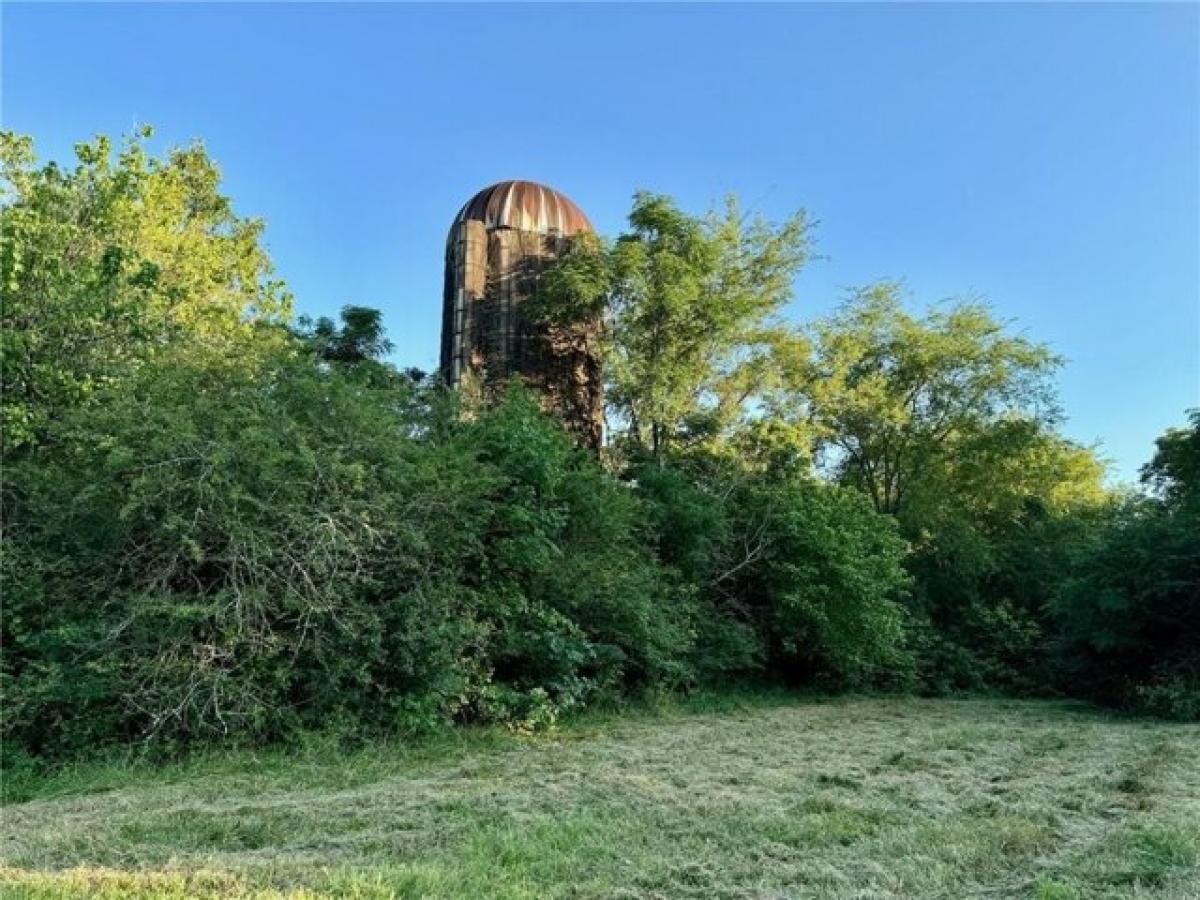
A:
[726,476,913,689]
[1051,412,1200,719]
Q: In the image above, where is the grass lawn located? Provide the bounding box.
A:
[2,695,1198,899]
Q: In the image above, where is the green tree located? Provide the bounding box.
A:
[779,283,1110,691]
[900,422,1112,692]
[1,128,291,452]
[299,305,395,364]
[795,282,1062,516]
[540,192,811,458]
[1142,409,1200,505]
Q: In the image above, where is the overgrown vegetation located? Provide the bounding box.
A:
[1053,412,1200,719]
[2,129,1197,777]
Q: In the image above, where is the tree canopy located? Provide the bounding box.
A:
[540,192,811,458]
[793,281,1063,516]
[1,128,291,452]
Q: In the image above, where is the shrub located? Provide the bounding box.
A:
[2,349,492,755]
[3,367,722,757]
[1051,498,1200,718]
[728,477,914,689]
[465,387,697,716]
[632,460,764,682]
[1050,413,1200,719]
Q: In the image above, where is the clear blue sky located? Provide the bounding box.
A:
[4,3,1197,481]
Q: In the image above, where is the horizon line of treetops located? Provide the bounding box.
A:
[2,127,1196,769]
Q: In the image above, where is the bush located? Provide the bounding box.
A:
[632,460,764,682]
[2,369,714,758]
[1051,498,1200,718]
[465,388,697,719]
[728,477,915,689]
[2,349,493,755]
[901,456,1111,697]
[1050,413,1200,719]
[8,122,1191,760]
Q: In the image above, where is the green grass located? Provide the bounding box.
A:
[3,696,1199,898]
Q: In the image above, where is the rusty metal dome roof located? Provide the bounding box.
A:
[451,180,592,237]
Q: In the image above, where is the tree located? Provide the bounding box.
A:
[299,305,395,364]
[795,282,1061,516]
[899,422,1111,691]
[775,283,1111,691]
[1141,409,1200,506]
[539,192,811,458]
[1,128,291,453]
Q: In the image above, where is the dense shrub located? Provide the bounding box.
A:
[2,349,492,754]
[727,477,914,689]
[895,424,1112,696]
[1051,498,1199,718]
[904,504,1098,696]
[6,129,1195,768]
[1,359,712,758]
[631,461,764,681]
[461,388,698,725]
[1049,414,1200,719]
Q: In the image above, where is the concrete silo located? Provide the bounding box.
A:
[440,180,603,449]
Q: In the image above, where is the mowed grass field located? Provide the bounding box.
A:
[2,696,1198,899]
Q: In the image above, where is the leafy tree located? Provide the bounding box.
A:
[540,192,811,458]
[777,283,1109,691]
[792,283,1062,515]
[1,129,291,453]
[299,305,395,364]
[1142,409,1200,505]
[900,424,1110,692]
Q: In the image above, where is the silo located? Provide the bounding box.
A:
[441,180,603,449]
